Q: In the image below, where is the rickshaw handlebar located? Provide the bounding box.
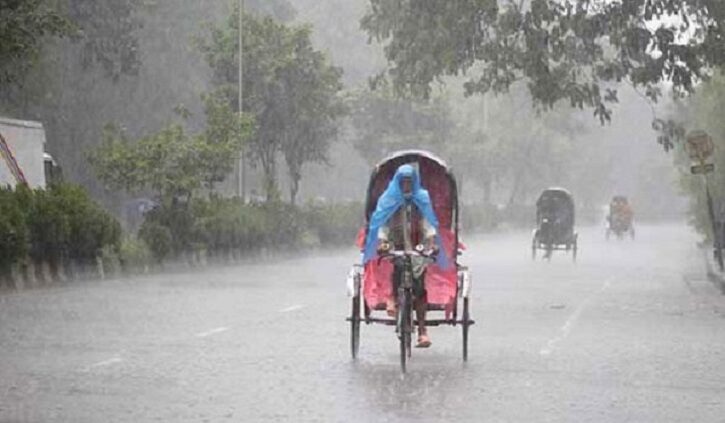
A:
[377,248,438,263]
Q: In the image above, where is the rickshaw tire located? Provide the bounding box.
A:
[462,297,470,362]
[350,295,360,359]
[398,291,412,374]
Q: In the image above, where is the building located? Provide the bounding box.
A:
[0,116,49,189]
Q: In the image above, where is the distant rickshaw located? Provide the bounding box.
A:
[606,195,635,240]
[532,188,578,262]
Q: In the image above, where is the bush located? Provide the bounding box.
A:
[139,201,195,260]
[118,237,152,272]
[139,220,173,263]
[23,186,68,263]
[135,198,366,263]
[258,201,304,247]
[303,201,363,246]
[0,183,121,278]
[0,186,28,274]
[50,183,121,264]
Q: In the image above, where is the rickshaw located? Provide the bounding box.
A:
[346,150,474,373]
[531,188,578,262]
[606,195,635,240]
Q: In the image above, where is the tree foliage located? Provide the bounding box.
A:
[361,0,725,142]
[62,0,143,80]
[278,33,346,204]
[348,87,453,164]
[89,97,252,202]
[0,0,73,84]
[199,9,345,202]
[0,0,142,86]
[673,72,725,238]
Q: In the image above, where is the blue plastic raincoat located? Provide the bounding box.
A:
[363,164,448,268]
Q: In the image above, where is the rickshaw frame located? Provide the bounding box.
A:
[606,195,635,241]
[532,187,578,262]
[346,150,474,372]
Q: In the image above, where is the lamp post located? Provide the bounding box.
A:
[686,130,721,270]
[237,0,246,202]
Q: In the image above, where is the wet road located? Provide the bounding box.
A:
[2,224,725,422]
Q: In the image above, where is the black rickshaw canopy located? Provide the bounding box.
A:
[536,187,576,226]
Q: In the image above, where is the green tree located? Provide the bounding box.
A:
[0,0,144,207]
[0,0,72,84]
[278,30,345,204]
[361,0,725,145]
[0,0,141,87]
[89,100,252,202]
[673,73,725,238]
[61,0,143,80]
[199,9,345,202]
[348,87,453,164]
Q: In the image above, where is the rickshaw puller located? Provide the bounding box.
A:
[364,164,444,348]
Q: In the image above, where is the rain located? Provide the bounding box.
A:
[1,1,725,422]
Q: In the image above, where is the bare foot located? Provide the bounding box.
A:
[386,298,397,317]
[416,334,432,348]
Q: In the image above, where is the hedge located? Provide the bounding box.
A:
[136,198,366,262]
[0,183,121,282]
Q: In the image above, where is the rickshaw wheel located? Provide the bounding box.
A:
[350,275,361,359]
[398,291,413,374]
[462,297,470,361]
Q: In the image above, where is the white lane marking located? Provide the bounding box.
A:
[540,278,612,356]
[89,357,123,368]
[279,304,304,313]
[195,327,230,338]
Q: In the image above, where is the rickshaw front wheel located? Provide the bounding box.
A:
[350,275,361,359]
[398,291,413,373]
[462,297,470,361]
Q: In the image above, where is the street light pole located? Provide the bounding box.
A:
[238,0,246,202]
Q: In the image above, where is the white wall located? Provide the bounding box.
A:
[0,117,47,189]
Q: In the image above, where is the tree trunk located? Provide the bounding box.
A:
[289,171,300,206]
[260,148,278,202]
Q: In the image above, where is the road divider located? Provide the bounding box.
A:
[279,304,305,313]
[195,327,230,337]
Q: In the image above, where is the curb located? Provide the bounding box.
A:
[702,248,725,294]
